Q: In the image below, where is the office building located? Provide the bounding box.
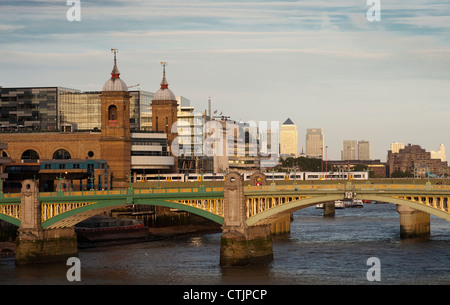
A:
[305,128,324,158]
[387,143,449,176]
[430,144,446,162]
[0,86,154,132]
[280,118,298,157]
[342,140,357,161]
[390,142,405,154]
[358,140,371,160]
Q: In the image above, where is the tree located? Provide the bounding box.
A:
[391,170,413,178]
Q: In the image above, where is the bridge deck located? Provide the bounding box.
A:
[1,182,449,228]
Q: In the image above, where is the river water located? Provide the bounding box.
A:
[0,203,449,285]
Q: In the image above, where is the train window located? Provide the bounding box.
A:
[73,163,80,169]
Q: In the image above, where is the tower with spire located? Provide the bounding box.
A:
[100,49,132,188]
[151,62,179,171]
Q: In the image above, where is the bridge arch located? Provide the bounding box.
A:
[246,194,450,227]
[134,199,224,225]
[0,214,20,227]
[42,198,224,229]
[355,195,450,222]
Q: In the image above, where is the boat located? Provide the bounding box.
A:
[343,200,353,208]
[334,200,345,209]
[351,199,364,208]
[316,203,324,209]
[75,215,149,245]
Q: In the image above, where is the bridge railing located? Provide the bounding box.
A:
[33,186,225,199]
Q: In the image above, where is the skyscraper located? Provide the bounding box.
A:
[342,140,357,160]
[358,140,371,160]
[390,142,405,154]
[430,144,446,162]
[305,128,324,158]
[280,118,298,157]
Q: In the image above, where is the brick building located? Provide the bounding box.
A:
[387,144,449,177]
[0,53,178,190]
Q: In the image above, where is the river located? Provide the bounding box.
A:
[0,203,449,285]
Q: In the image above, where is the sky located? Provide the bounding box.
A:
[1,0,450,161]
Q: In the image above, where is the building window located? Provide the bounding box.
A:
[59,164,66,169]
[108,105,118,121]
[21,149,39,162]
[53,149,71,160]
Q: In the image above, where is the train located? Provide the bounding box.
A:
[134,171,369,183]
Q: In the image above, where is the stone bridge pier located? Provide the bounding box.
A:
[220,173,273,266]
[15,180,78,265]
[396,205,430,238]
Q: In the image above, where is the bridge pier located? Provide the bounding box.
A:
[323,202,335,217]
[270,214,291,235]
[220,173,273,266]
[15,180,78,265]
[396,205,430,238]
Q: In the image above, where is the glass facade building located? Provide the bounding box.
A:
[58,91,101,131]
[0,87,78,131]
[0,87,154,132]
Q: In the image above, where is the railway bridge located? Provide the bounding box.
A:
[1,172,449,265]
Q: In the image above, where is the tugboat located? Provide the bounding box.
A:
[75,215,149,247]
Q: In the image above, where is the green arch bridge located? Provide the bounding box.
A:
[1,174,449,265]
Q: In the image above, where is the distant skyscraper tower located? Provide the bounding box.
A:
[358,140,371,160]
[390,142,405,154]
[280,118,298,157]
[305,128,324,158]
[342,140,357,160]
[431,144,446,162]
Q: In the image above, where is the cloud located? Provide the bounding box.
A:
[0,24,25,31]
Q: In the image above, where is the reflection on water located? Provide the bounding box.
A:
[0,204,449,284]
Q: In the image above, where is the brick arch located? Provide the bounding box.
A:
[20,148,41,161]
[52,148,72,160]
